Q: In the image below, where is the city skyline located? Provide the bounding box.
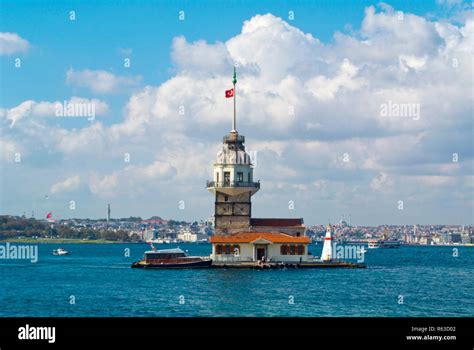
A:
[1,1,473,225]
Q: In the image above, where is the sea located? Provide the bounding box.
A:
[0,243,473,317]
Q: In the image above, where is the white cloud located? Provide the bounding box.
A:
[305,60,366,100]
[127,160,177,181]
[88,173,119,196]
[50,175,81,194]
[1,98,109,127]
[398,54,427,72]
[226,14,322,82]
[370,172,393,191]
[411,175,455,186]
[87,159,176,198]
[172,36,233,75]
[0,32,30,55]
[66,68,141,94]
[0,138,19,162]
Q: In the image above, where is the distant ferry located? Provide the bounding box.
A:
[131,248,212,269]
[368,239,400,249]
[368,227,401,249]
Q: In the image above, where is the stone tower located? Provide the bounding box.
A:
[206,68,260,235]
[207,131,260,235]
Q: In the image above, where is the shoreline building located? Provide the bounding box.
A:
[207,69,311,264]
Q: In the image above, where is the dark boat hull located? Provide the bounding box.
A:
[132,259,212,269]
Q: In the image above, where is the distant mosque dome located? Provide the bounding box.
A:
[339,219,348,227]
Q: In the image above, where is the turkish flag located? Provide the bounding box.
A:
[225,89,234,98]
[46,212,53,219]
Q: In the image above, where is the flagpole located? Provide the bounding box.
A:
[232,67,237,132]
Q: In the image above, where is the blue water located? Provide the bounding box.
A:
[0,243,472,317]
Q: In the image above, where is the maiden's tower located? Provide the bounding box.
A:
[207,69,310,265]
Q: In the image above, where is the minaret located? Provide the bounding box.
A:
[107,204,111,226]
[207,68,260,235]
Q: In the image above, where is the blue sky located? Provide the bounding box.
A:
[0,0,472,225]
[1,0,444,107]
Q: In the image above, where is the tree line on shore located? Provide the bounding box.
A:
[0,216,140,242]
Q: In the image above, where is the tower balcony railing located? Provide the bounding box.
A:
[207,180,260,189]
[223,134,245,143]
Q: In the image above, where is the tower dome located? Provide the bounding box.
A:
[216,135,253,166]
[207,130,259,197]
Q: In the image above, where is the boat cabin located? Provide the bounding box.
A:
[145,248,186,261]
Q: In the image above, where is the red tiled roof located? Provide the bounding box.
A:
[210,232,310,244]
[250,218,304,227]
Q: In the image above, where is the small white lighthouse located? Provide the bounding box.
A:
[321,226,333,261]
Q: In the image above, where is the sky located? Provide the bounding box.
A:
[0,0,472,225]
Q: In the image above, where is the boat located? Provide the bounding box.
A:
[368,240,380,249]
[368,239,400,248]
[378,227,400,248]
[131,247,212,269]
[52,248,70,256]
[368,228,400,249]
[379,240,400,248]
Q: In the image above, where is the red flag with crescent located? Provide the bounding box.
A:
[225,89,234,98]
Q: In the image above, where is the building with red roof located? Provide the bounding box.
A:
[210,231,312,264]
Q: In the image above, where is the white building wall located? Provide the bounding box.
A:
[212,243,254,262]
[212,243,310,262]
[267,244,309,262]
[214,165,253,183]
[236,244,254,261]
[177,232,197,242]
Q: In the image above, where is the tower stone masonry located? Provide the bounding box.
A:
[206,131,260,235]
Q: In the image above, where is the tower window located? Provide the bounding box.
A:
[237,172,243,182]
[216,172,219,183]
[224,196,228,202]
[224,172,230,185]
